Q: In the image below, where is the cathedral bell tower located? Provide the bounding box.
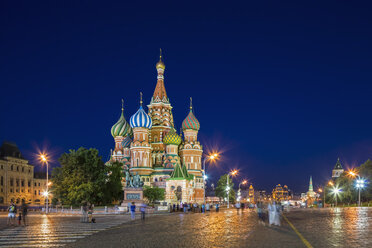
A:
[180,98,203,178]
[110,99,132,164]
[129,93,153,185]
[148,50,174,167]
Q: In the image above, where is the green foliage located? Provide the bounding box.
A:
[143,186,165,203]
[51,147,123,206]
[359,159,372,201]
[325,159,372,204]
[215,174,236,203]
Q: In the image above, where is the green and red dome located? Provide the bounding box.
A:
[182,109,200,131]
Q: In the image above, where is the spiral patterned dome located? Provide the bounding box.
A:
[121,136,132,148]
[163,128,182,146]
[182,109,200,131]
[130,106,152,129]
[111,111,132,138]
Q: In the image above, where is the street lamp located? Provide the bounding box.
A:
[331,186,341,207]
[348,170,366,207]
[39,153,49,214]
[202,153,219,204]
[226,170,238,208]
[237,180,247,203]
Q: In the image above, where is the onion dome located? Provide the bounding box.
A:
[156,48,165,70]
[111,100,132,138]
[130,92,153,129]
[121,136,132,148]
[182,97,200,131]
[163,128,182,146]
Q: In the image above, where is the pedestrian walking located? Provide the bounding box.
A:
[216,203,220,212]
[235,202,241,213]
[7,202,16,226]
[268,202,275,226]
[201,204,205,213]
[176,203,179,211]
[130,202,136,220]
[257,201,265,226]
[180,202,183,212]
[127,202,131,213]
[21,200,28,226]
[206,203,210,211]
[18,212,22,225]
[274,202,281,226]
[183,203,187,213]
[140,203,146,220]
[81,203,88,223]
[88,204,94,223]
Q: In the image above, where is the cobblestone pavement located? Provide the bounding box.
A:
[0,214,132,247]
[67,208,372,248]
[1,208,371,247]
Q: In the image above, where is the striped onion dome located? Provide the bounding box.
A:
[163,128,182,146]
[182,109,200,131]
[111,110,132,138]
[121,136,132,148]
[130,106,152,129]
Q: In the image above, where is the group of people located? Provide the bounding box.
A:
[256,201,282,226]
[81,203,95,223]
[7,200,28,226]
[128,202,147,220]
[169,202,220,213]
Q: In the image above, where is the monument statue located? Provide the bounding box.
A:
[133,172,144,188]
[125,170,134,188]
[125,170,143,188]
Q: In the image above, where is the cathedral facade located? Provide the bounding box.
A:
[109,54,204,203]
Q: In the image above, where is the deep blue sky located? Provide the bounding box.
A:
[1,1,372,193]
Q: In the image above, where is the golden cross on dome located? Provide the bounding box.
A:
[140,92,143,106]
[159,48,162,61]
[190,97,193,110]
[121,99,124,112]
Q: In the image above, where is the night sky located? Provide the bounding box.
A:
[1,1,372,193]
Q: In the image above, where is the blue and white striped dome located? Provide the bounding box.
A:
[130,106,152,129]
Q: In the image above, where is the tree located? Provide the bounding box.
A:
[359,159,372,201]
[215,174,236,203]
[51,147,122,206]
[143,186,165,204]
[103,161,125,203]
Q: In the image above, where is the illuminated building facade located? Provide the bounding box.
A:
[306,176,316,198]
[109,53,204,203]
[248,184,255,203]
[332,158,344,178]
[0,142,49,206]
[272,184,291,201]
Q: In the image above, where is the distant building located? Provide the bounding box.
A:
[0,141,49,206]
[272,184,291,201]
[306,176,316,198]
[248,184,255,203]
[332,158,344,178]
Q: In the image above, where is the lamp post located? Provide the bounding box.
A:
[226,170,238,208]
[348,170,366,207]
[202,153,218,204]
[331,186,341,207]
[40,154,49,214]
[238,180,247,202]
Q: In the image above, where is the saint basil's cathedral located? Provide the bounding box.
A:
[109,53,204,203]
